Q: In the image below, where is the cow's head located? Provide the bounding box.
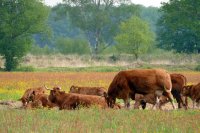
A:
[44,85,61,91]
[48,88,65,103]
[48,89,58,103]
[52,86,61,91]
[69,85,78,93]
[103,92,115,108]
[29,91,36,102]
[182,85,193,96]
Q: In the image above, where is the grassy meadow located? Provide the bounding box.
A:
[0,71,200,132]
[0,108,200,133]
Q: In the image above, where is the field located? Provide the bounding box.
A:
[0,71,200,132]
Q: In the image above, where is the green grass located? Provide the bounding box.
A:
[0,93,21,101]
[34,66,126,72]
[0,64,197,72]
[0,108,199,132]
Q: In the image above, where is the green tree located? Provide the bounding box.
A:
[0,0,49,71]
[56,0,139,57]
[157,0,200,53]
[115,16,155,60]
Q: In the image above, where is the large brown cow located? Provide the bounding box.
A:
[182,83,200,108]
[135,73,187,109]
[69,85,106,96]
[48,89,121,110]
[104,69,176,109]
[20,86,46,106]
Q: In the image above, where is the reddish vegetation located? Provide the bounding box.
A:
[0,71,200,109]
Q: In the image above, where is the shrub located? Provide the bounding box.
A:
[195,64,200,71]
[55,37,90,55]
[14,66,35,72]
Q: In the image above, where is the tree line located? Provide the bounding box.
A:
[0,0,199,71]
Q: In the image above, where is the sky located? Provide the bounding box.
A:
[44,0,169,7]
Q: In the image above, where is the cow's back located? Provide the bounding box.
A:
[126,69,172,93]
[170,73,187,92]
[78,87,105,96]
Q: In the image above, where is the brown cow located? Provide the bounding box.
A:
[104,69,176,109]
[20,86,46,106]
[48,89,121,110]
[135,73,187,109]
[182,83,200,108]
[28,90,56,108]
[69,85,106,96]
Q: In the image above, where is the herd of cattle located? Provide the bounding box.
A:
[19,69,200,110]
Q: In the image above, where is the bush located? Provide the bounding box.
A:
[30,44,53,55]
[55,37,90,55]
[14,66,35,72]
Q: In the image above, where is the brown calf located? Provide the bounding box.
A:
[69,85,106,96]
[28,90,56,108]
[49,89,120,110]
[20,86,46,106]
[182,83,200,108]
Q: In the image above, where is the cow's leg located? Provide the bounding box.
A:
[164,92,176,109]
[197,99,200,109]
[152,96,160,110]
[133,100,140,109]
[192,100,196,109]
[123,98,130,108]
[185,97,188,109]
[140,100,147,110]
[172,90,183,109]
[152,90,163,110]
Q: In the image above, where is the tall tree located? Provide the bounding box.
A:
[115,16,155,60]
[0,0,49,71]
[157,0,200,53]
[56,0,139,57]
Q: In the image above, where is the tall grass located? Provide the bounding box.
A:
[0,108,199,133]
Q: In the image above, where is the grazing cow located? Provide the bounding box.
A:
[182,83,200,108]
[135,73,187,109]
[104,69,176,109]
[48,89,120,110]
[69,85,106,96]
[20,87,46,106]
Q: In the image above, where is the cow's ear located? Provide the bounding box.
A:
[103,92,108,98]
[70,86,74,91]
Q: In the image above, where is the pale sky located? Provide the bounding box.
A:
[44,0,169,7]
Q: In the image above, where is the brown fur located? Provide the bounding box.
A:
[69,85,106,96]
[29,91,56,108]
[49,89,120,110]
[20,87,46,106]
[134,93,168,109]
[182,83,200,108]
[134,73,187,109]
[104,69,176,109]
